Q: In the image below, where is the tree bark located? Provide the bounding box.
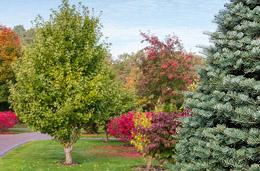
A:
[64,145,73,165]
[146,156,153,171]
[104,128,109,142]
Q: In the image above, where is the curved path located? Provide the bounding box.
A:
[0,132,51,157]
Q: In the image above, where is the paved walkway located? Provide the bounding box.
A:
[0,132,52,157]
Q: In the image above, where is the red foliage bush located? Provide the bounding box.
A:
[107,111,135,142]
[107,109,191,149]
[0,111,18,131]
[107,108,192,168]
[176,108,192,118]
[135,110,191,162]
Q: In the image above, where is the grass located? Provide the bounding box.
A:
[3,124,106,136]
[0,140,145,171]
[4,124,105,136]
[81,133,111,139]
[7,127,32,133]
[3,124,33,134]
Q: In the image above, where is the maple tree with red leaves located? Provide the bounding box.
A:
[137,32,198,109]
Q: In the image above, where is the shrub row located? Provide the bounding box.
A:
[107,109,191,168]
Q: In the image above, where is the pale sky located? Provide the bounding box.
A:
[0,0,229,58]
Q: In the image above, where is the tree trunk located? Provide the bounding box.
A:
[104,123,109,142]
[64,145,73,165]
[146,156,153,171]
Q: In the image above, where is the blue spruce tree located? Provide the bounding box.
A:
[175,0,260,170]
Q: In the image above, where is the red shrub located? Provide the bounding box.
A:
[176,108,192,118]
[107,111,135,142]
[132,109,191,165]
[0,111,18,131]
[107,109,191,148]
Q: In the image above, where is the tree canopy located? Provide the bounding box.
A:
[0,25,21,110]
[10,0,107,165]
[13,25,35,45]
[175,1,260,170]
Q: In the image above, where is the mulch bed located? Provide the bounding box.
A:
[94,145,142,158]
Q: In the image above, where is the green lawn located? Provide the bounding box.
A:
[1,124,33,134]
[0,140,145,171]
[7,127,32,133]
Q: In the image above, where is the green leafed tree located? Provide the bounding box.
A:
[96,74,137,141]
[13,25,35,45]
[83,57,137,140]
[175,1,260,170]
[10,0,106,165]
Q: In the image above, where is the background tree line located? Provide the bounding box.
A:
[0,0,203,164]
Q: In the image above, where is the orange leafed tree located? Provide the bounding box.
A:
[0,25,21,106]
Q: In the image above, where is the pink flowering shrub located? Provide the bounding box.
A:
[0,111,18,131]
